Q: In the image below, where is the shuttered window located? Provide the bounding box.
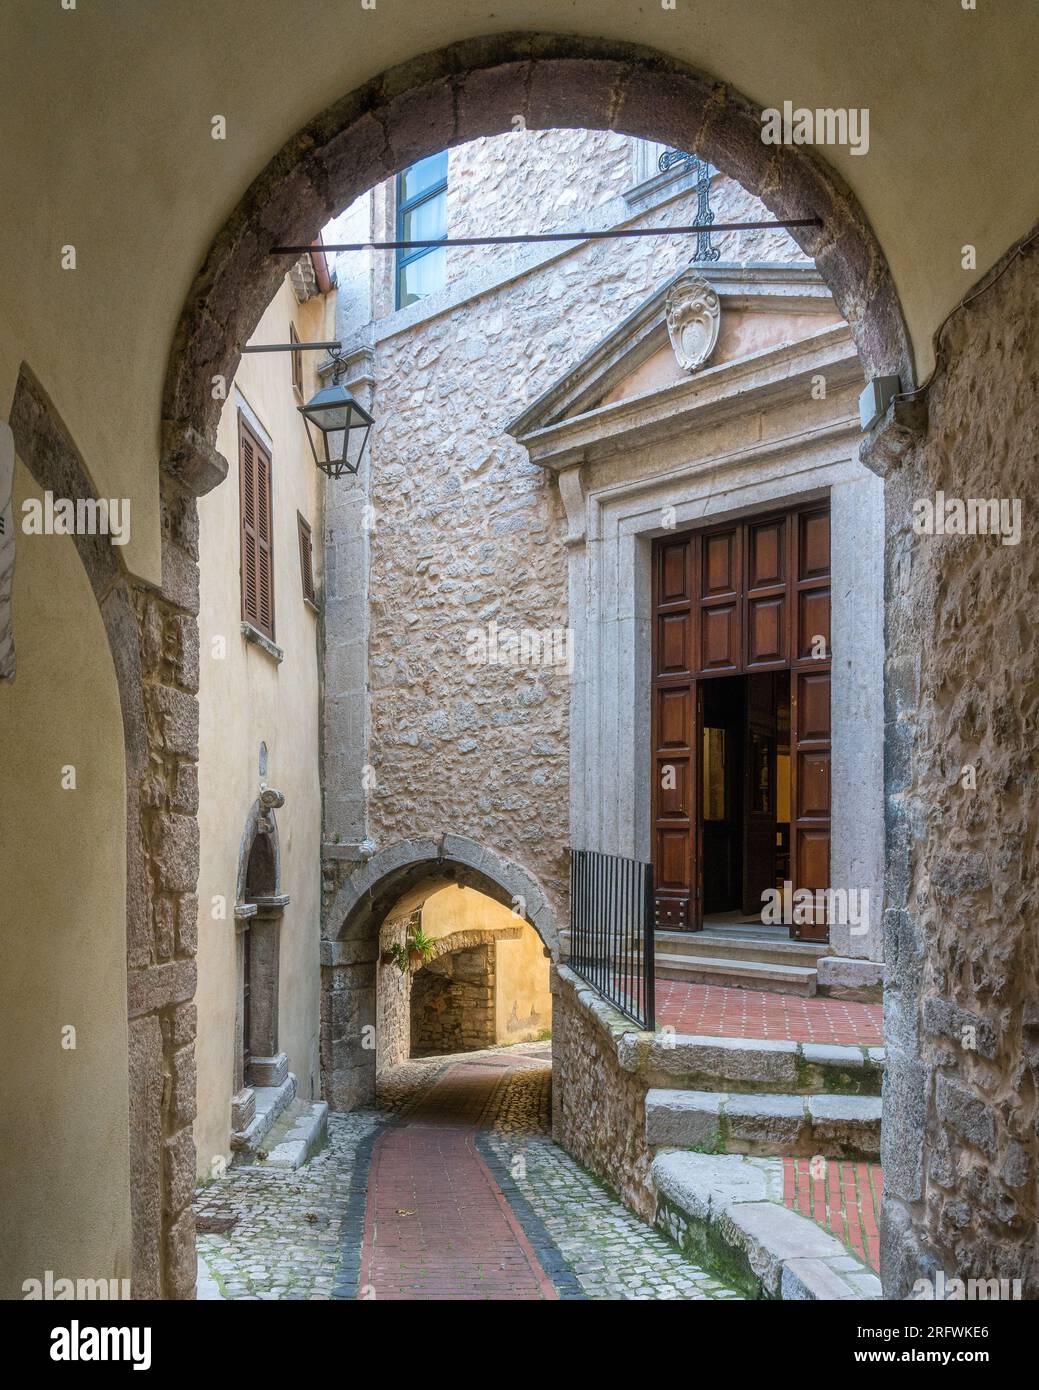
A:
[297,511,316,606]
[239,415,275,641]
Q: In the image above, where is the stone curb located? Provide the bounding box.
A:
[263,1101,330,1170]
[651,1150,882,1300]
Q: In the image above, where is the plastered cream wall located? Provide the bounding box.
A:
[1,1,1033,585]
[421,887,552,1043]
[194,278,328,1177]
[0,465,130,1297]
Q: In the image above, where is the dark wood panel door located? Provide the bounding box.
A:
[651,534,700,931]
[651,500,831,939]
[789,506,831,940]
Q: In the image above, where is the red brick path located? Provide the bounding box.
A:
[359,1057,559,1300]
[656,980,883,1046]
[783,1158,884,1271]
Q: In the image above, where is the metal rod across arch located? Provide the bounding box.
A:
[271,217,823,256]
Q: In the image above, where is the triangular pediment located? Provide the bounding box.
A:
[506,262,841,440]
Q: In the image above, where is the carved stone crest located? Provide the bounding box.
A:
[665,272,721,373]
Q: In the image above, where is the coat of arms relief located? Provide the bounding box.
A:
[665,271,721,374]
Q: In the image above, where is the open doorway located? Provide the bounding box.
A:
[651,503,832,943]
[701,671,790,931]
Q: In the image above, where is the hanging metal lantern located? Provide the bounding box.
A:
[298,350,373,478]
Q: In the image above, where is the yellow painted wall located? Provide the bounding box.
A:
[0,465,130,1297]
[421,886,552,1043]
[0,1,1033,583]
[194,278,328,1177]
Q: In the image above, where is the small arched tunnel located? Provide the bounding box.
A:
[378,886,552,1069]
[320,836,558,1112]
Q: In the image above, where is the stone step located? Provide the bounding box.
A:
[230,1073,297,1158]
[255,1098,329,1169]
[654,952,818,996]
[651,1151,881,1300]
[656,930,828,968]
[619,1032,885,1096]
[646,1088,882,1158]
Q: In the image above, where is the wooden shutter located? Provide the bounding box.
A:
[239,415,275,641]
[297,511,316,605]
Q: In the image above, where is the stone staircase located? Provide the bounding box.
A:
[642,1029,884,1298]
[654,929,828,996]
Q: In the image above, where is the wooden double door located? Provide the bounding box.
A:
[651,503,831,940]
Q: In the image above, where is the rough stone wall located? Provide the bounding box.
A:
[376,910,417,1071]
[364,166,803,924]
[551,968,653,1220]
[446,128,636,284]
[9,370,200,1300]
[410,944,497,1055]
[881,237,1039,1297]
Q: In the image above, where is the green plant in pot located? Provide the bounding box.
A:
[387,927,436,974]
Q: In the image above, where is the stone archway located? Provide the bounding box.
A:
[321,833,557,1110]
[160,31,914,496]
[8,32,920,1301]
[8,364,200,1301]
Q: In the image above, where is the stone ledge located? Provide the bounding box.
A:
[230,1073,297,1157]
[241,622,284,664]
[645,1088,882,1158]
[652,1151,881,1300]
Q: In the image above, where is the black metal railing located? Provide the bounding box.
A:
[569,849,655,1031]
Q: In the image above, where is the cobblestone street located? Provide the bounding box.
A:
[195,1045,742,1301]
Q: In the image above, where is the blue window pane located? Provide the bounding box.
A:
[397,245,446,307]
[401,191,447,244]
[400,151,447,203]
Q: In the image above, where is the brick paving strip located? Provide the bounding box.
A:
[355,1056,570,1300]
[656,980,882,1046]
[197,1043,742,1301]
[783,1157,884,1273]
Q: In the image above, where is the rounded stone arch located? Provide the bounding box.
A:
[321,834,557,1111]
[161,31,914,492]
[328,832,559,957]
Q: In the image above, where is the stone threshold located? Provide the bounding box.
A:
[230,1073,297,1159]
[652,1150,881,1301]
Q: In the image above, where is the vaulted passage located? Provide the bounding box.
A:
[4,6,1037,1317]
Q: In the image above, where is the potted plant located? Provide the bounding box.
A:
[406,926,436,969]
[385,927,436,974]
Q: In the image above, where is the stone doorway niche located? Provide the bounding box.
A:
[231,790,290,1143]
